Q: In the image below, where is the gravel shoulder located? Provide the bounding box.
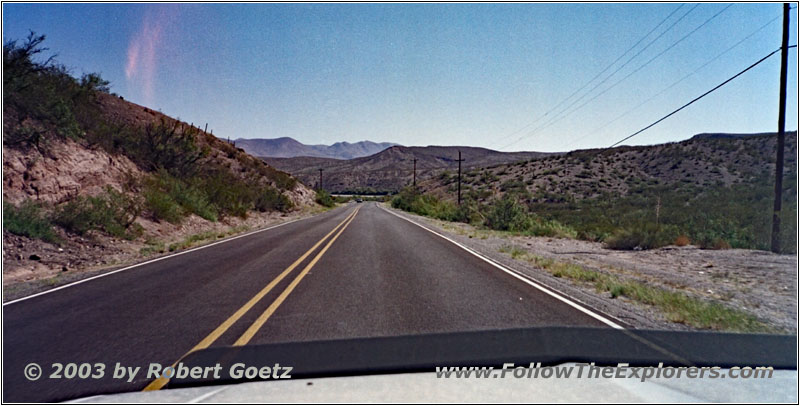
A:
[383,204,798,333]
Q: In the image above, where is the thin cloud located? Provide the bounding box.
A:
[125,6,177,106]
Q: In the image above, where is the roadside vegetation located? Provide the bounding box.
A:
[498,245,773,333]
[529,176,797,253]
[395,171,796,254]
[391,187,576,239]
[3,201,60,243]
[315,190,336,207]
[3,33,298,244]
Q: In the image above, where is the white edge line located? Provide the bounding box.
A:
[380,205,626,330]
[3,215,312,306]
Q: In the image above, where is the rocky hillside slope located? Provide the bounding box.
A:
[2,33,315,289]
[4,92,315,207]
[421,132,797,202]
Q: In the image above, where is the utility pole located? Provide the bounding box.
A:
[412,158,418,191]
[318,168,324,191]
[655,196,661,228]
[456,150,465,205]
[771,2,790,254]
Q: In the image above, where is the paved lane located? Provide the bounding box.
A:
[246,202,605,345]
[3,202,607,402]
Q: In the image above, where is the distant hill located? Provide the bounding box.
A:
[264,145,553,193]
[234,137,398,159]
[420,131,798,202]
[691,132,778,140]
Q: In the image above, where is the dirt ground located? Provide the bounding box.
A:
[387,207,798,333]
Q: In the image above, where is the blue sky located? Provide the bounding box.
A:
[3,3,797,152]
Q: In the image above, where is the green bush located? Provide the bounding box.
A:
[255,187,293,213]
[3,32,108,145]
[391,188,467,222]
[142,187,184,224]
[529,175,797,254]
[604,224,679,250]
[147,170,217,221]
[315,189,336,207]
[53,188,142,239]
[485,195,531,232]
[3,200,59,243]
[527,217,578,239]
[272,171,297,191]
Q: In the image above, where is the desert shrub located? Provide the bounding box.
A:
[315,189,336,207]
[674,235,690,246]
[142,186,184,224]
[255,187,293,213]
[604,224,679,250]
[3,32,110,145]
[526,217,578,239]
[390,188,416,212]
[484,195,531,232]
[272,171,297,191]
[391,187,468,222]
[146,170,217,221]
[205,170,259,218]
[122,119,205,176]
[3,200,59,243]
[53,188,142,239]
[695,234,732,250]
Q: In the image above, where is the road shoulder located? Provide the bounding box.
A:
[381,203,796,333]
[3,205,334,303]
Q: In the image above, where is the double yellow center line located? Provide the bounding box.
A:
[144,207,360,391]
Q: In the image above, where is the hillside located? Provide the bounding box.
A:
[234,137,397,159]
[264,145,553,193]
[421,132,797,201]
[413,132,797,253]
[2,34,315,287]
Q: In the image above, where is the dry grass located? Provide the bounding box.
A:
[498,244,775,333]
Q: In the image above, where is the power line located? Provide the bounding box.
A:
[573,3,734,113]
[505,4,733,150]
[543,4,733,139]
[608,46,793,148]
[499,4,700,150]
[540,5,702,129]
[568,11,783,149]
[495,4,689,150]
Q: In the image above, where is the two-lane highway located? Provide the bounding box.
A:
[3,202,608,402]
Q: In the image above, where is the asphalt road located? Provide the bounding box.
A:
[3,202,608,402]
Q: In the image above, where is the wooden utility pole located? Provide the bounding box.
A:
[412,158,418,190]
[456,150,465,205]
[771,3,790,253]
[318,168,324,191]
[655,196,661,228]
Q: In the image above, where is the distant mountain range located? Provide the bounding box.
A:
[263,145,552,193]
[234,137,398,159]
